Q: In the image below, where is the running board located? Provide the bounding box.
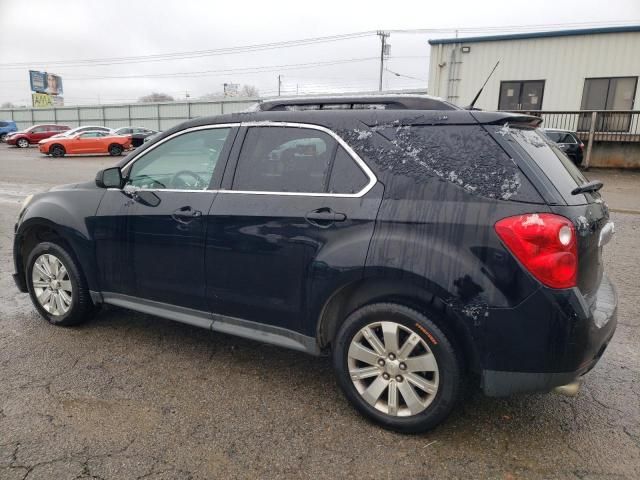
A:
[99,292,320,355]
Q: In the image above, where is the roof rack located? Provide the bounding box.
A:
[255,94,458,112]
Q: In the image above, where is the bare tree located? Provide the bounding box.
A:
[239,85,259,97]
[138,92,175,103]
[1,101,16,108]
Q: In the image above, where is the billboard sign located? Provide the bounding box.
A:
[31,93,64,108]
[29,70,64,96]
[32,93,54,108]
[224,83,239,97]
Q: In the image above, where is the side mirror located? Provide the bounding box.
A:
[95,167,123,188]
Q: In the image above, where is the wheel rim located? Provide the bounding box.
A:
[111,146,121,154]
[18,139,28,147]
[348,321,439,417]
[31,254,73,316]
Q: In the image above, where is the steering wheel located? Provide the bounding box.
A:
[128,174,165,189]
[170,170,206,189]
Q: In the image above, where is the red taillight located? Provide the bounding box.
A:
[495,213,577,289]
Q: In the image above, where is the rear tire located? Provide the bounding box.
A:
[333,303,462,433]
[26,241,96,326]
[17,138,29,148]
[50,145,65,157]
[108,144,123,156]
[0,133,7,142]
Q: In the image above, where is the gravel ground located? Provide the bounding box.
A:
[1,145,639,479]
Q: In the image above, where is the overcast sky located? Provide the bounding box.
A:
[1,0,639,105]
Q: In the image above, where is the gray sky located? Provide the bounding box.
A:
[1,0,639,105]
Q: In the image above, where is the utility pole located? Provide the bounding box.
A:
[377,31,390,92]
[278,75,282,96]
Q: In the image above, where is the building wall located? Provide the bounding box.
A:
[428,32,640,111]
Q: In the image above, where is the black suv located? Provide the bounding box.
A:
[12,107,617,432]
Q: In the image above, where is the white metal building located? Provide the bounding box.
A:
[427,26,640,111]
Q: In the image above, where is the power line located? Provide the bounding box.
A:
[61,57,380,81]
[0,32,376,69]
[2,20,635,71]
[384,68,427,82]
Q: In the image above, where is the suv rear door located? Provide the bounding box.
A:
[205,123,382,335]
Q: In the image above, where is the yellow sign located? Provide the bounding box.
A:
[32,92,53,108]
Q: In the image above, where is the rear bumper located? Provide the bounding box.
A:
[481,274,617,396]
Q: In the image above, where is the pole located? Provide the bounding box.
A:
[584,111,598,170]
[377,31,389,92]
[278,75,282,96]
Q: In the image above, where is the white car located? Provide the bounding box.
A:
[51,126,114,139]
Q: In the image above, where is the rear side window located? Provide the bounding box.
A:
[0,122,7,127]
[328,147,369,194]
[493,126,590,205]
[232,127,370,194]
[233,127,334,193]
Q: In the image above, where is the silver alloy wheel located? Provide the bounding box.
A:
[348,321,439,417]
[17,138,29,148]
[31,253,73,316]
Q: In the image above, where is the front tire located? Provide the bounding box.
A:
[17,138,29,148]
[26,242,96,326]
[50,145,65,157]
[0,133,7,142]
[333,303,462,433]
[108,144,123,156]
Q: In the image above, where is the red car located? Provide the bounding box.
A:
[39,130,132,157]
[6,124,70,148]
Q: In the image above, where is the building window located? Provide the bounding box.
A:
[579,77,637,132]
[498,80,545,111]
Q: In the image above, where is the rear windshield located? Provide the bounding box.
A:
[491,126,591,205]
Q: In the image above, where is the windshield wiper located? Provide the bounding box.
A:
[571,180,603,195]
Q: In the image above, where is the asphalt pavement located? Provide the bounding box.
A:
[1,145,638,479]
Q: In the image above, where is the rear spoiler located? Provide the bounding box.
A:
[470,111,543,128]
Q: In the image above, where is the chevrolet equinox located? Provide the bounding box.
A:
[12,104,617,432]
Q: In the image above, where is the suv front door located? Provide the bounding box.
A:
[93,125,236,311]
[205,123,382,335]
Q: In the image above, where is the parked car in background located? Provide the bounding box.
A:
[143,132,161,144]
[0,120,18,142]
[13,106,616,432]
[542,128,584,165]
[114,126,158,148]
[6,124,70,148]
[38,130,132,157]
[50,125,114,139]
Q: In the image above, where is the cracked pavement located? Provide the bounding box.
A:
[0,146,639,479]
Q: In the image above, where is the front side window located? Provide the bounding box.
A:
[127,128,230,190]
[80,131,106,138]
